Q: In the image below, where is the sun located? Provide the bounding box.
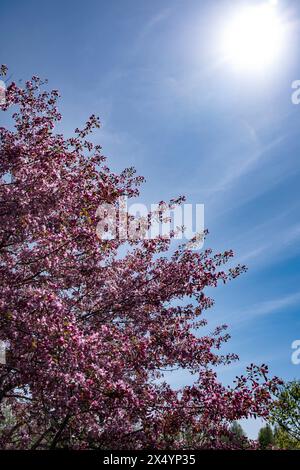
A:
[222,2,284,71]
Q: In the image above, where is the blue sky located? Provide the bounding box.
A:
[1,0,300,438]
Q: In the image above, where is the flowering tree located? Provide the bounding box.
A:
[0,67,281,449]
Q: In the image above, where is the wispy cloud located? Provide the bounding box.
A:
[209,134,286,199]
[224,291,300,331]
[140,8,173,40]
[131,7,173,57]
[247,292,300,317]
[235,220,300,268]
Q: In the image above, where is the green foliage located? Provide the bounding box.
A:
[258,424,274,449]
[230,422,245,439]
[273,425,300,450]
[270,380,300,445]
[0,403,16,433]
[223,421,249,449]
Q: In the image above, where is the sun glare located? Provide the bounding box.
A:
[222,2,284,71]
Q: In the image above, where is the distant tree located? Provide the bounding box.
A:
[230,422,245,439]
[258,424,274,449]
[228,422,247,448]
[0,402,15,433]
[270,380,300,445]
[273,425,300,450]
